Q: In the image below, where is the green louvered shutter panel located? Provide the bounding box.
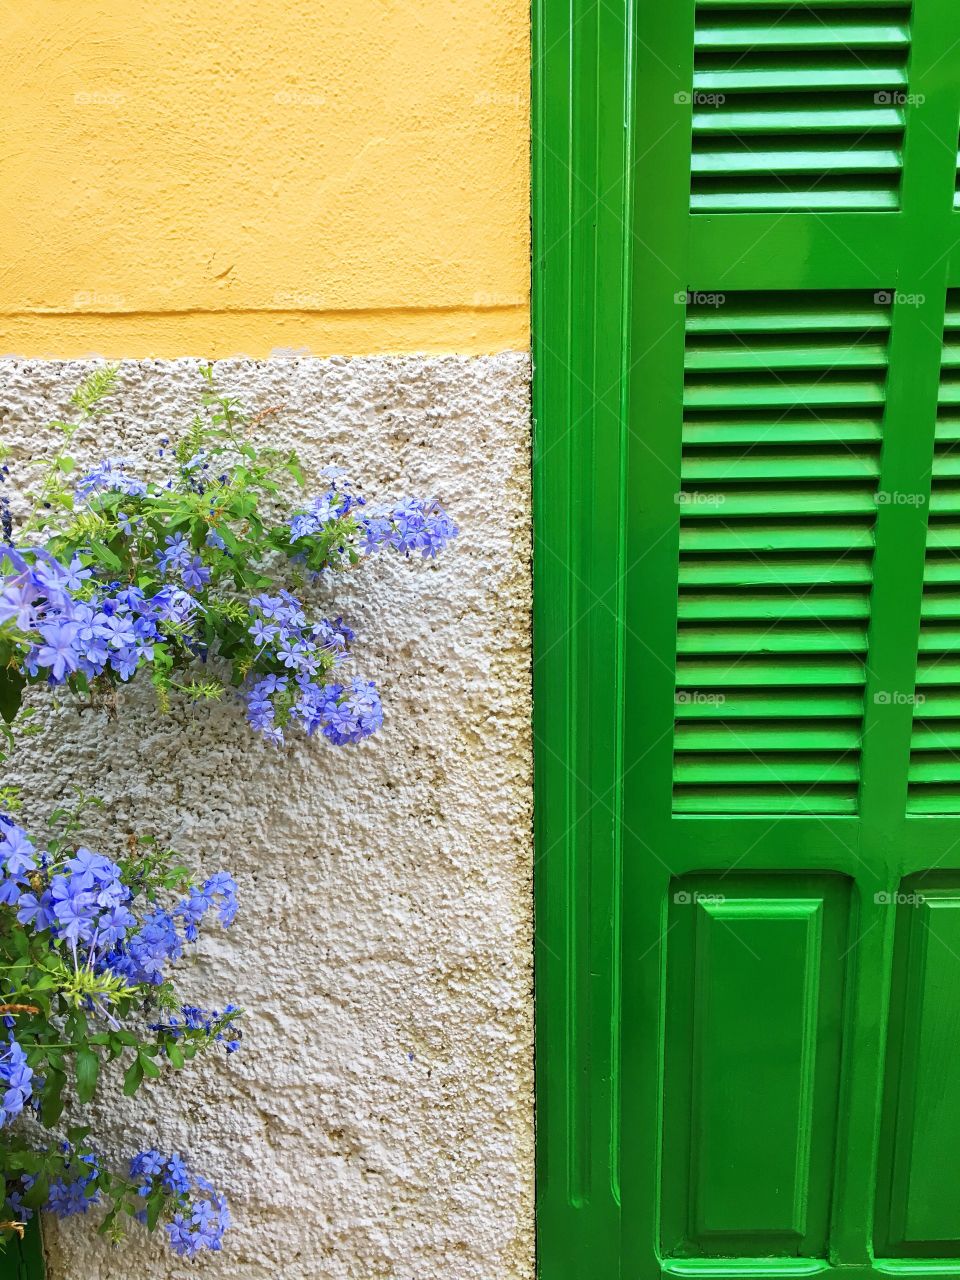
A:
[534,0,960,1277]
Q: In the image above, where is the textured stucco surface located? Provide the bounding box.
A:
[0,355,534,1279]
[0,0,529,356]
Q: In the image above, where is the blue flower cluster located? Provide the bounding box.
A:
[109,872,238,987]
[1,547,198,685]
[1,815,238,998]
[0,1036,33,1127]
[130,1151,230,1256]
[360,497,459,559]
[287,472,362,545]
[75,459,148,501]
[156,532,212,591]
[6,1151,101,1220]
[149,1003,242,1054]
[47,1151,101,1217]
[288,484,458,562]
[244,592,383,745]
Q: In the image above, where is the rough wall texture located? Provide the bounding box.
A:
[0,354,534,1280]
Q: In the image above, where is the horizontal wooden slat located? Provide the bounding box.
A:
[675,754,860,784]
[692,105,905,135]
[680,453,880,482]
[906,692,960,718]
[679,556,874,586]
[676,722,862,750]
[682,417,883,446]
[692,147,901,177]
[917,627,960,652]
[924,558,960,583]
[912,723,960,750]
[684,341,889,371]
[679,490,878,518]
[924,522,960,549]
[917,660,960,685]
[684,379,887,409]
[692,188,901,212]
[676,656,865,685]
[695,20,910,51]
[680,521,874,551]
[677,589,871,621]
[675,788,857,815]
[677,624,867,654]
[685,302,891,333]
[674,689,864,719]
[907,790,960,815]
[693,64,908,93]
[908,757,960,784]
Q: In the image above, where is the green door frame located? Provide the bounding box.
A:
[532,1,635,1274]
[533,1,960,1276]
[0,1221,44,1279]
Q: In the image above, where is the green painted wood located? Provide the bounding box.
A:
[0,1221,44,1280]
[535,0,960,1277]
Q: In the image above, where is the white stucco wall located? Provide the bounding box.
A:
[0,355,534,1279]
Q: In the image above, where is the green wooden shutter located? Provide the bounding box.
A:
[535,0,960,1276]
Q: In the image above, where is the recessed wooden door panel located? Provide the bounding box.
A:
[876,876,960,1257]
[662,876,851,1259]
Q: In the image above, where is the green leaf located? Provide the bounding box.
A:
[0,668,25,725]
[88,538,122,571]
[138,1048,161,1079]
[166,1042,185,1070]
[146,1189,165,1232]
[41,1067,67,1126]
[23,1174,49,1211]
[123,1058,144,1096]
[75,1046,99,1104]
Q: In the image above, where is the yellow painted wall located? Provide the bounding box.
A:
[0,0,529,357]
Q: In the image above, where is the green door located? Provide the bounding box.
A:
[534,1,960,1277]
